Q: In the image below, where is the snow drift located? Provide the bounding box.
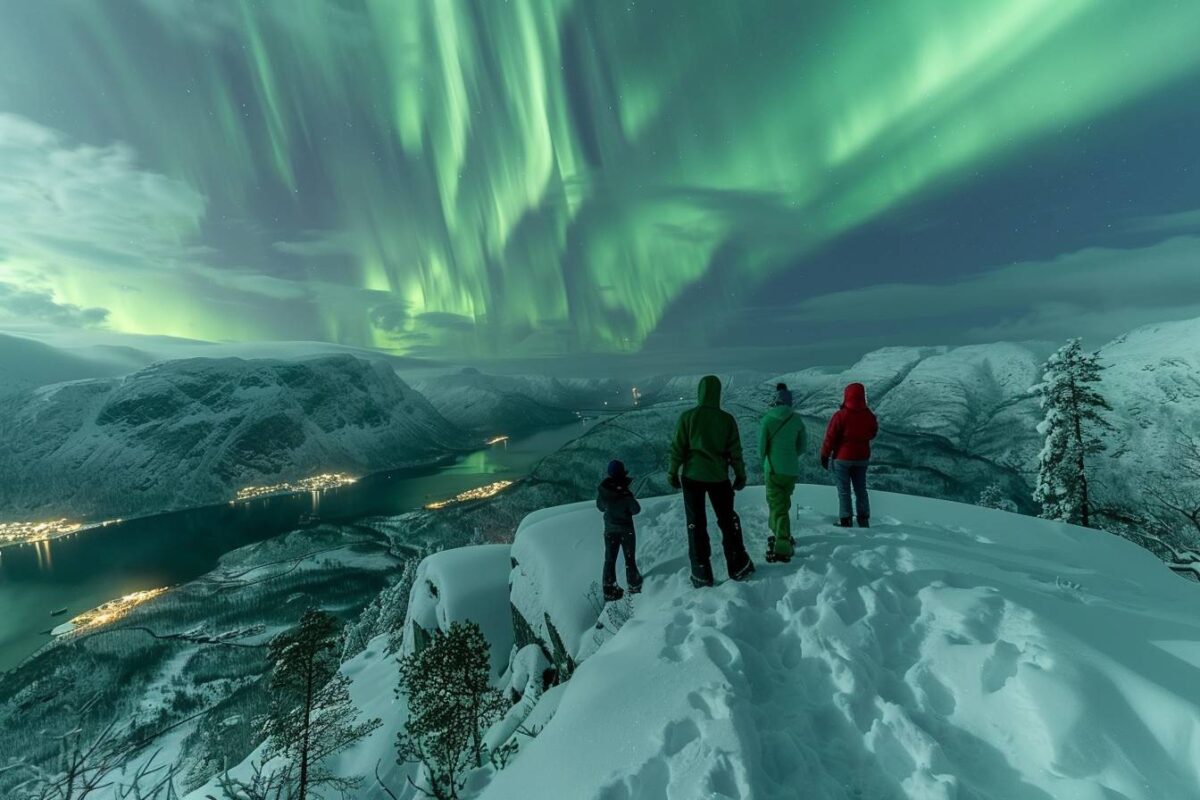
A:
[0,355,469,521]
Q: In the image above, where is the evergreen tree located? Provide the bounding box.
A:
[395,621,507,800]
[977,483,1017,513]
[263,608,381,800]
[1033,339,1113,527]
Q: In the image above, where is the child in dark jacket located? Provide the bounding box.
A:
[596,460,643,601]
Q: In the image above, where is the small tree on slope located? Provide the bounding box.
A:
[1033,339,1113,527]
[262,608,381,800]
[395,620,507,800]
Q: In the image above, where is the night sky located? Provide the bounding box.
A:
[1,1,1198,371]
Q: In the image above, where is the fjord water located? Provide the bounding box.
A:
[0,420,593,672]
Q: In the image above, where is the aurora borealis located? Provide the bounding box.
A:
[1,1,1199,367]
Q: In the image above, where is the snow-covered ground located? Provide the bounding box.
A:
[297,485,1200,799]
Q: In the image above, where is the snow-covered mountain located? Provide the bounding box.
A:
[0,332,146,394]
[0,355,469,521]
[210,487,1200,798]
[1091,318,1200,505]
[411,369,631,434]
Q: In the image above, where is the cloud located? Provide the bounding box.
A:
[368,302,410,333]
[415,312,476,332]
[0,113,207,269]
[272,230,359,258]
[779,236,1200,345]
[0,281,108,327]
[1123,208,1200,235]
[0,114,317,340]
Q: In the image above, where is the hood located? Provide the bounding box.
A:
[600,476,631,495]
[697,375,722,408]
[765,404,793,422]
[842,382,868,410]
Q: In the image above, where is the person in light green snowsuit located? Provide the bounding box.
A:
[759,383,806,562]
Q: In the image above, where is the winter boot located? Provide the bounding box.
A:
[730,558,756,582]
[690,564,715,588]
[857,516,870,528]
[766,536,795,564]
[837,517,853,528]
[628,578,644,595]
[603,584,625,602]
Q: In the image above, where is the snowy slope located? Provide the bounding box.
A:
[411,369,583,435]
[493,487,1200,799]
[1093,318,1200,504]
[412,369,630,435]
[0,332,144,393]
[776,342,1052,490]
[0,355,468,521]
[244,488,1200,799]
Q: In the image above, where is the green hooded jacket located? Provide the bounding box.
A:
[668,375,746,483]
[758,405,805,477]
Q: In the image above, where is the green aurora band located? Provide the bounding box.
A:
[1,0,1198,356]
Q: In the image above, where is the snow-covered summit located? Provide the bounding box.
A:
[306,486,1200,799]
[0,354,468,521]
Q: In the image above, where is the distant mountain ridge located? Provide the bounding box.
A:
[0,355,468,522]
[412,369,631,434]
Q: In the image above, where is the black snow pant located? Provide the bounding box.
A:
[602,529,642,589]
[681,477,752,584]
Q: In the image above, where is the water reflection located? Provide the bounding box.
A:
[34,539,53,573]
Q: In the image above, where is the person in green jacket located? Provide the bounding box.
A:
[667,375,755,588]
[759,383,805,563]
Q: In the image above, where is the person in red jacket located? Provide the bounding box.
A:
[820,383,879,527]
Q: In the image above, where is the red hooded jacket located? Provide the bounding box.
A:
[820,383,879,461]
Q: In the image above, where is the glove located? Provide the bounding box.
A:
[732,475,746,492]
[667,472,681,490]
[820,456,830,471]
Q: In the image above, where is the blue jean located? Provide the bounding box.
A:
[833,460,870,520]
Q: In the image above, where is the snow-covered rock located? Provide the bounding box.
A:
[0,355,468,521]
[402,544,516,679]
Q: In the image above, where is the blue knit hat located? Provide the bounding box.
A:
[773,382,793,407]
[607,459,628,478]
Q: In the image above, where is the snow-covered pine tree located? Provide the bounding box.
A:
[1033,339,1113,527]
[262,608,381,800]
[394,620,508,800]
[977,483,1017,513]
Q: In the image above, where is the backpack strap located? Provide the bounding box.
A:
[763,413,792,476]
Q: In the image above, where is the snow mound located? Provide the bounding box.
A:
[491,486,1200,799]
[403,544,515,679]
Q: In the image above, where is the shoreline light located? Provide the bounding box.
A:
[0,517,123,548]
[234,472,358,502]
[53,586,170,636]
[425,480,514,510]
